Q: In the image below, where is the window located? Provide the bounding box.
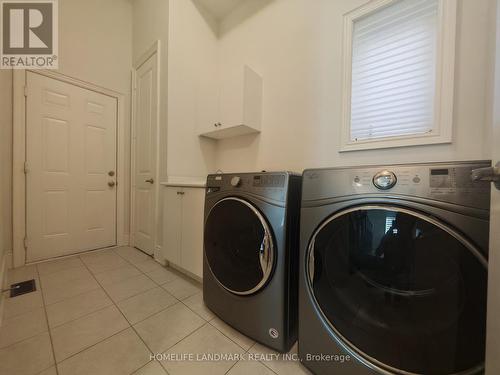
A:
[385,215,396,233]
[340,0,457,151]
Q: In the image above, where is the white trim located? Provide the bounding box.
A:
[12,70,128,267]
[12,70,26,267]
[130,41,162,260]
[154,245,166,265]
[340,0,457,152]
[0,251,7,327]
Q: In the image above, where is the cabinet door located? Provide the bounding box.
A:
[219,66,244,127]
[180,188,205,278]
[163,187,182,266]
[196,70,220,135]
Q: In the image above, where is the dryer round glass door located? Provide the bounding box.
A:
[307,205,487,375]
[205,197,274,295]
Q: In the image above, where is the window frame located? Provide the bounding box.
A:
[340,0,457,152]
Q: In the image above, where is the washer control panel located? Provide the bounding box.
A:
[303,161,491,210]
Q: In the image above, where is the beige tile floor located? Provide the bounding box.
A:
[0,246,310,375]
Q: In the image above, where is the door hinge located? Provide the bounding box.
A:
[23,237,28,249]
[24,162,29,174]
[24,85,28,97]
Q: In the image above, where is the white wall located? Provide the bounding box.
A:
[132,0,219,179]
[58,0,133,236]
[215,0,495,173]
[167,0,217,179]
[132,0,218,250]
[132,0,169,182]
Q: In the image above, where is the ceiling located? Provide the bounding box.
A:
[194,0,247,21]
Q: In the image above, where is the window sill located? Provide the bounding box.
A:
[339,133,452,152]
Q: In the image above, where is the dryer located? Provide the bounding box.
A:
[299,161,491,374]
[203,172,301,352]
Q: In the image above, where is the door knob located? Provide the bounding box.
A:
[145,178,154,184]
[108,171,115,177]
[108,181,116,187]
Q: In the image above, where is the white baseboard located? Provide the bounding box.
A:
[5,251,12,270]
[153,245,166,266]
[0,251,8,327]
[168,262,202,284]
[120,233,130,246]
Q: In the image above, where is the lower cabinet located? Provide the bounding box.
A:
[163,186,205,279]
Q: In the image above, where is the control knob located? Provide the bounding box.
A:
[373,170,397,190]
[231,176,242,187]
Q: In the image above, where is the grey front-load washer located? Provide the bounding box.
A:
[203,172,301,352]
[299,161,491,375]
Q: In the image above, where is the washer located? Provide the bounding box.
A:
[203,172,302,352]
[299,161,491,375]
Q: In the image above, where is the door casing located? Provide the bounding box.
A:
[485,0,500,372]
[12,70,127,267]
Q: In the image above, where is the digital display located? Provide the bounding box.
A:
[431,169,449,176]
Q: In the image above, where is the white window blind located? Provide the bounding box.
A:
[350,0,439,141]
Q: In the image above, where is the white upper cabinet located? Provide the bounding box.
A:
[198,65,263,140]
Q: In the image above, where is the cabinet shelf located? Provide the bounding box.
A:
[198,124,260,140]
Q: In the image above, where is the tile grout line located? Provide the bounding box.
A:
[0,307,50,352]
[48,302,115,330]
[55,326,132,368]
[206,316,257,353]
[37,260,85,278]
[1,248,158,373]
[130,359,167,375]
[82,249,163,303]
[43,247,259,375]
[17,248,275,375]
[43,285,103,308]
[82,248,185,328]
[35,263,61,375]
[117,249,256,360]
[156,322,212,374]
[77,252,157,375]
[91,248,288,375]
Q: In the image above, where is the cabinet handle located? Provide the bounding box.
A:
[177,191,185,195]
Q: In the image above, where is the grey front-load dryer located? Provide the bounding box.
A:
[203,172,301,352]
[299,161,491,375]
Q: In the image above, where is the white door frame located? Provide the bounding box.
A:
[486,0,500,372]
[130,40,162,260]
[12,69,127,267]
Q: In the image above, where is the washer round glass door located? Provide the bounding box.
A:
[205,197,274,295]
[307,205,487,375]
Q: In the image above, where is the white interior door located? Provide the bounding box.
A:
[486,2,500,373]
[132,53,158,255]
[26,72,117,262]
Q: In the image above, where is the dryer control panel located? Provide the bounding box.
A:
[303,161,491,210]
